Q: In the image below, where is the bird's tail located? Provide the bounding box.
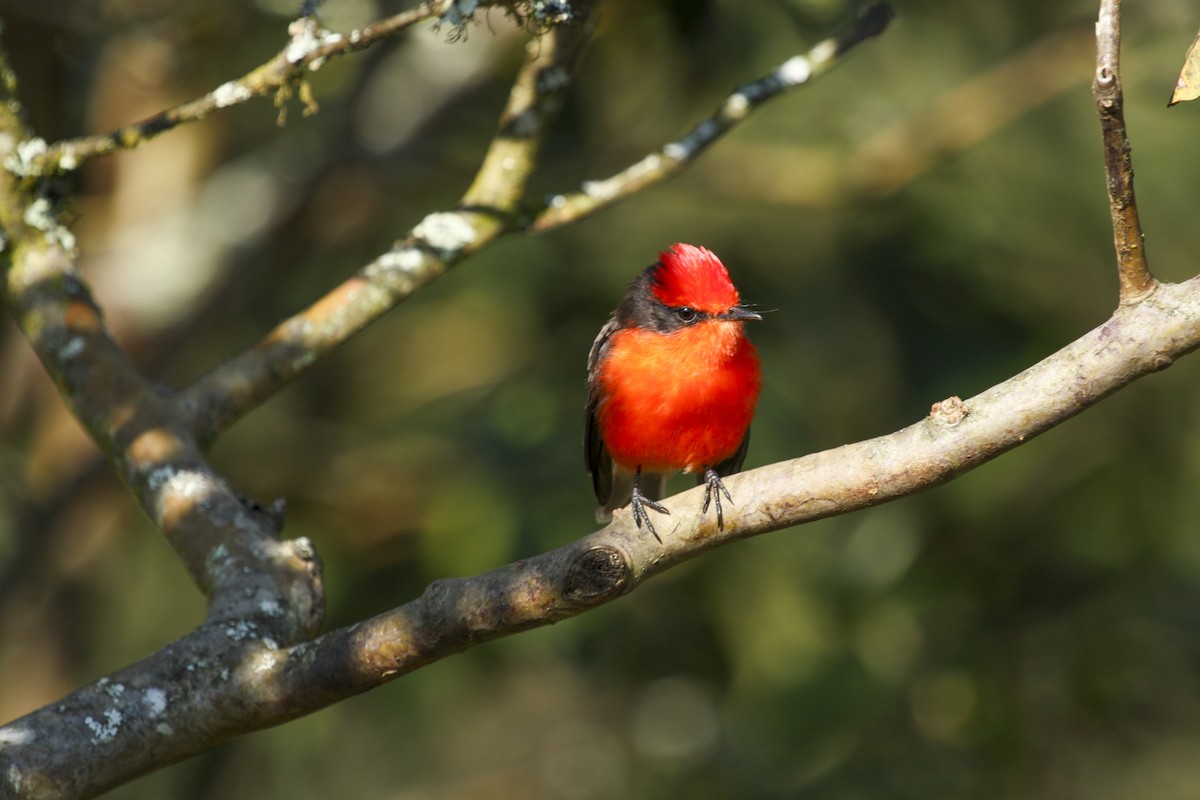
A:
[595,467,668,523]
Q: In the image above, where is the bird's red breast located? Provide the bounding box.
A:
[595,321,760,472]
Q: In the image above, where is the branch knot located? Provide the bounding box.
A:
[563,545,631,604]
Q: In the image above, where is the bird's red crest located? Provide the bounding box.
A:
[650,243,741,313]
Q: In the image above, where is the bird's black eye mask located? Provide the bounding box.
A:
[617,265,710,334]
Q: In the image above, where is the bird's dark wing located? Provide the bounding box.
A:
[703,428,751,482]
[585,317,621,506]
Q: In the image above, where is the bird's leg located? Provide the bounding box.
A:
[630,467,669,541]
[701,468,734,530]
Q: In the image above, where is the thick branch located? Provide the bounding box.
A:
[1093,0,1156,303]
[6,273,1200,798]
[0,48,323,634]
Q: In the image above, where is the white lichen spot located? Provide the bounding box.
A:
[538,66,571,93]
[220,668,230,681]
[4,137,47,176]
[548,194,567,209]
[155,722,174,736]
[103,682,126,700]
[777,55,813,87]
[725,91,750,117]
[261,637,279,650]
[285,18,320,64]
[285,17,340,66]
[349,29,362,45]
[367,249,422,285]
[143,688,167,717]
[259,598,284,618]
[210,544,230,564]
[158,470,210,501]
[0,726,35,746]
[413,212,477,256]
[83,709,123,744]
[22,197,77,251]
[58,337,86,360]
[58,147,79,171]
[23,197,54,231]
[146,467,172,492]
[224,619,258,641]
[213,81,252,109]
[663,141,688,161]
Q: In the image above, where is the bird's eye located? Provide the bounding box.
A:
[676,307,697,322]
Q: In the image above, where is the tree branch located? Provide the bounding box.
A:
[0,54,323,626]
[528,2,896,234]
[5,270,1200,798]
[176,1,885,439]
[179,2,598,439]
[7,3,451,175]
[1093,0,1156,304]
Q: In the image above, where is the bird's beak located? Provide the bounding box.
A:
[720,305,763,322]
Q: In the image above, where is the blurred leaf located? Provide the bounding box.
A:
[1169,26,1200,106]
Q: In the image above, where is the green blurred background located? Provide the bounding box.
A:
[4,0,1200,797]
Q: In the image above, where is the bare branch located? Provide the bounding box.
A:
[1093,0,1156,304]
[21,4,443,174]
[5,272,1200,799]
[528,2,896,233]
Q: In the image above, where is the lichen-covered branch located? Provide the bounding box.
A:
[6,271,1200,799]
[1093,0,1156,304]
[0,53,324,637]
[11,2,443,174]
[528,2,895,233]
[180,2,597,439]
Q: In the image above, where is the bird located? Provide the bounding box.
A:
[585,243,762,538]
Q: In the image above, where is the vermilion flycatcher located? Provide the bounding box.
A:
[585,243,762,537]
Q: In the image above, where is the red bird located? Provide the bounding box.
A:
[585,243,762,537]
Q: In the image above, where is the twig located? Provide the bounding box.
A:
[1093,0,1156,304]
[528,2,895,233]
[5,272,1200,799]
[20,3,442,174]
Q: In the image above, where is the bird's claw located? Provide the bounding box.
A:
[701,468,734,530]
[630,484,669,542]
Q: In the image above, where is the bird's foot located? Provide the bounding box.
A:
[630,483,669,542]
[701,468,734,530]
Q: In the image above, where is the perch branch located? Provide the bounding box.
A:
[5,273,1200,799]
[1093,0,1156,303]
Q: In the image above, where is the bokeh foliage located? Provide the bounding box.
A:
[4,0,1200,797]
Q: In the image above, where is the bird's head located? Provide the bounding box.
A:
[650,243,743,314]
